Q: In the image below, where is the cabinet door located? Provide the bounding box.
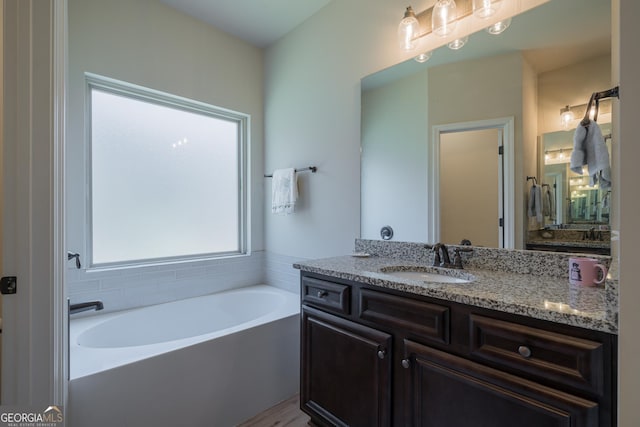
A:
[301,306,392,427]
[402,339,599,427]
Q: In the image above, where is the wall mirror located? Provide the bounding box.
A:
[541,122,612,226]
[360,0,612,255]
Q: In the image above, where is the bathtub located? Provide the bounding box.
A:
[69,285,300,427]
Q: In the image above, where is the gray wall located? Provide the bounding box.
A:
[361,70,429,242]
[66,0,267,311]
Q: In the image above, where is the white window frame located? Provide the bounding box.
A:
[85,73,249,269]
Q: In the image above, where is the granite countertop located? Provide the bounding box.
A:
[527,239,611,249]
[294,254,618,335]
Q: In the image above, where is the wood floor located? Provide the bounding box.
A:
[236,394,310,427]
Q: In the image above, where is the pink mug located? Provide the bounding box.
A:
[569,257,607,286]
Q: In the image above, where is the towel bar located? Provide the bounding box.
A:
[264,166,317,178]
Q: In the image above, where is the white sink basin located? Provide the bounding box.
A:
[380,268,473,284]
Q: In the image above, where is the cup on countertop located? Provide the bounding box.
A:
[569,257,607,287]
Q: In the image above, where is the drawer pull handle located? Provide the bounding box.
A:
[377,349,387,359]
[518,345,532,359]
[401,359,411,369]
[316,290,329,298]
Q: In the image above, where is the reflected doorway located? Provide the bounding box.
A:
[430,117,515,248]
[440,128,502,247]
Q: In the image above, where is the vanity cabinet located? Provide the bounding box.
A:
[299,272,616,427]
[402,340,598,427]
[301,306,392,427]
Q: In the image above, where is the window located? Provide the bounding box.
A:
[87,74,248,267]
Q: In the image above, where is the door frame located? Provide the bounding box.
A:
[1,0,67,407]
[430,117,515,248]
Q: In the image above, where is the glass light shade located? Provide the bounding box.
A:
[398,6,420,51]
[432,0,457,38]
[473,0,502,19]
[448,36,468,50]
[414,51,433,63]
[485,17,511,35]
[560,105,575,128]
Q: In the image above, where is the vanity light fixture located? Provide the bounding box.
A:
[473,0,502,19]
[398,6,420,51]
[397,1,512,53]
[448,36,469,50]
[544,147,573,165]
[485,17,511,34]
[433,0,458,37]
[560,105,575,129]
[559,99,611,129]
[414,51,433,63]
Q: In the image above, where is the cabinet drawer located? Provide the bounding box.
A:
[302,276,350,315]
[359,288,449,345]
[469,314,604,395]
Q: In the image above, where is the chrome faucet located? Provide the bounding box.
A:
[70,301,104,315]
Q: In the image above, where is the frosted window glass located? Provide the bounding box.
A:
[90,88,243,265]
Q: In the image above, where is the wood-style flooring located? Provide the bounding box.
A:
[236,394,310,427]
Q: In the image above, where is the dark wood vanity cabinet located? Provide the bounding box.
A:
[299,272,616,427]
[402,340,599,427]
[301,306,392,427]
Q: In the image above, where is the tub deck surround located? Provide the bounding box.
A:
[293,240,618,334]
[70,284,299,380]
[69,284,300,427]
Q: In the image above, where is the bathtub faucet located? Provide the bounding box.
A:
[70,301,104,315]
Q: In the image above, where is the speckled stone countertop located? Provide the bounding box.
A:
[527,229,611,250]
[293,239,618,335]
[526,239,610,250]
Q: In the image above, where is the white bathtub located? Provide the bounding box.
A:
[69,285,300,427]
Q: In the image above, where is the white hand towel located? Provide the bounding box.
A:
[570,121,611,189]
[528,184,543,224]
[271,168,298,215]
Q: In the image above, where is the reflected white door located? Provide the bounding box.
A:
[439,128,503,247]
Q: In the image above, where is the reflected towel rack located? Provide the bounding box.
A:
[264,166,317,178]
[526,176,538,185]
[581,86,620,126]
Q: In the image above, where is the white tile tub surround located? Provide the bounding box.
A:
[67,252,266,314]
[265,251,308,294]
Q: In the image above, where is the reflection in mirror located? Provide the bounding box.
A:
[440,128,502,247]
[541,123,611,226]
[360,0,612,255]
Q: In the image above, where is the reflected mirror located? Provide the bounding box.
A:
[360,0,612,255]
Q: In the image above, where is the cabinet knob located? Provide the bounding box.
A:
[377,349,386,359]
[518,345,532,359]
[401,359,411,369]
[316,290,328,298]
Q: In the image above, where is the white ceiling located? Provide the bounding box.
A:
[159,0,332,48]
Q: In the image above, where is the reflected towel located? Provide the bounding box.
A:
[570,121,611,189]
[528,184,543,223]
[546,185,555,220]
[271,168,298,215]
[542,186,550,217]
